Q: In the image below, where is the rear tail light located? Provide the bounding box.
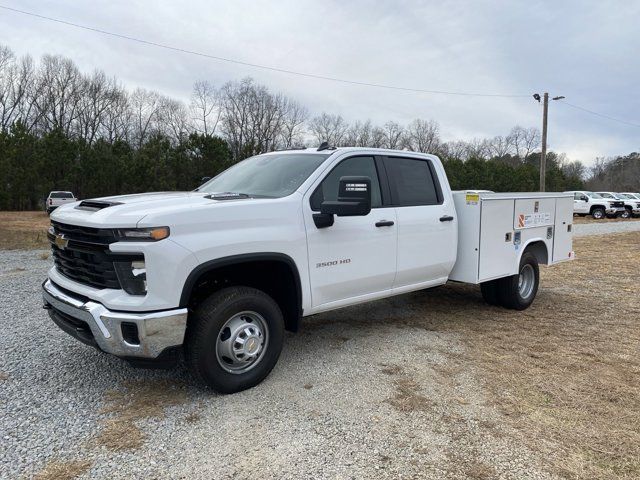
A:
[49,199,52,205]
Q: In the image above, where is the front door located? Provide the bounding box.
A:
[304,155,397,309]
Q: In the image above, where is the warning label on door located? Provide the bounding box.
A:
[517,212,551,228]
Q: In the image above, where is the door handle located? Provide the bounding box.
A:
[439,215,454,222]
[375,220,395,227]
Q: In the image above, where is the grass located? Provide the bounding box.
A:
[0,211,50,249]
[34,459,92,480]
[96,379,188,452]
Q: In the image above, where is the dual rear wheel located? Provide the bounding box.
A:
[480,252,540,310]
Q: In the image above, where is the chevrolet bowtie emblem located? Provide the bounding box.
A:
[55,234,69,250]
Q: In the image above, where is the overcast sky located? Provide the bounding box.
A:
[1,0,638,164]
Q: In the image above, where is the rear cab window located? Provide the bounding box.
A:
[383,156,443,206]
[50,192,74,199]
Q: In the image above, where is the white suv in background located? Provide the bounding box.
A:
[617,193,640,218]
[567,191,624,219]
[596,192,635,218]
[46,191,76,214]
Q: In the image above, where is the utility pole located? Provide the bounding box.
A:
[533,92,564,192]
[540,92,549,192]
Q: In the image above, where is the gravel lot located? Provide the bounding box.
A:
[1,220,638,479]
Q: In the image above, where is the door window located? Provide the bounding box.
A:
[310,156,382,211]
[384,157,442,206]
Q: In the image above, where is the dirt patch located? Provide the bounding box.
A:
[0,211,50,249]
[382,365,433,413]
[96,379,188,452]
[33,459,92,480]
[0,372,8,381]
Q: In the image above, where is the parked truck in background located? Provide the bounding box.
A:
[620,193,640,217]
[567,190,625,219]
[598,192,640,218]
[42,147,574,393]
[46,191,76,215]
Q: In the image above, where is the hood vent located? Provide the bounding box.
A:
[205,192,250,201]
[76,200,122,211]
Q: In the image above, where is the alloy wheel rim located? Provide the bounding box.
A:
[215,311,268,374]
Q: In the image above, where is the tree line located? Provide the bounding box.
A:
[0,44,634,210]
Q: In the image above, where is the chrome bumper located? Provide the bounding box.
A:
[42,279,187,359]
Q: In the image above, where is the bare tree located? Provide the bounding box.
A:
[507,126,541,160]
[190,80,220,136]
[278,100,307,148]
[130,88,161,147]
[382,121,405,149]
[405,119,440,153]
[308,112,348,147]
[159,96,189,143]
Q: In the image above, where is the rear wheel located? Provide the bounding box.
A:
[497,252,540,310]
[185,286,284,394]
[591,207,605,219]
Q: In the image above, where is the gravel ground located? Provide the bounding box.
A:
[0,221,635,480]
[572,218,640,237]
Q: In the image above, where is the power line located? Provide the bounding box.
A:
[558,100,640,128]
[0,4,531,98]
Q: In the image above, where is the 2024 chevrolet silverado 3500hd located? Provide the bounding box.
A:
[43,147,574,393]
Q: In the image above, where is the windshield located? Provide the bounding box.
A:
[199,153,330,198]
[619,193,635,199]
[597,192,616,199]
[587,192,603,199]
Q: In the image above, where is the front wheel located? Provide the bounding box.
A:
[185,286,284,394]
[591,208,605,219]
[621,209,631,219]
[497,252,540,310]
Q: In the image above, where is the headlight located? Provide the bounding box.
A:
[116,227,170,241]
[114,259,147,295]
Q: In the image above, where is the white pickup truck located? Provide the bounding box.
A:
[567,190,625,219]
[43,147,574,393]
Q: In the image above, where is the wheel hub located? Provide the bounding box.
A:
[518,264,535,299]
[216,311,268,374]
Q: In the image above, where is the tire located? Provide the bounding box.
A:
[591,208,605,219]
[621,209,631,219]
[480,280,501,306]
[497,252,540,310]
[184,286,284,394]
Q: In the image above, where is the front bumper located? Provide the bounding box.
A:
[42,279,187,359]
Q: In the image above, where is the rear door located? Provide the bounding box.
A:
[383,156,457,289]
[304,155,398,308]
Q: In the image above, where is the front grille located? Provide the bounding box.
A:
[49,222,141,290]
[611,201,624,208]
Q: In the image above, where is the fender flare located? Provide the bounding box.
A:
[178,252,303,323]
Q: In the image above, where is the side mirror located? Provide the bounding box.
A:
[581,195,588,202]
[313,176,372,229]
[321,176,372,216]
[201,176,211,183]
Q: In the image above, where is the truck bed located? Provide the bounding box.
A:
[449,191,574,284]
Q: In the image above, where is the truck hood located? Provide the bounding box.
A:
[50,191,260,228]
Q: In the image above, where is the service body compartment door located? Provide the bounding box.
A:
[478,199,516,281]
[513,198,556,230]
[552,196,574,262]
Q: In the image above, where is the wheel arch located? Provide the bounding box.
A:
[589,204,606,214]
[519,239,549,267]
[180,253,303,332]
